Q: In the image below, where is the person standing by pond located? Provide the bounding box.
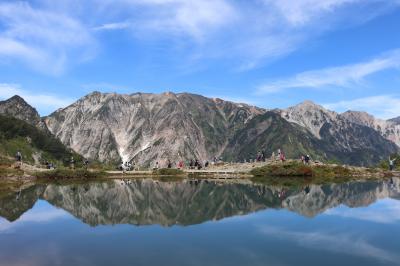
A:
[70,156,75,169]
[15,151,22,168]
[389,157,397,171]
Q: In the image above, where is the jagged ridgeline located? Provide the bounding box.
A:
[1,92,399,166]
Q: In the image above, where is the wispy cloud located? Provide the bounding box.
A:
[264,0,362,26]
[256,49,400,94]
[259,226,400,263]
[0,83,75,115]
[93,22,131,31]
[1,0,397,74]
[0,1,95,74]
[324,94,400,119]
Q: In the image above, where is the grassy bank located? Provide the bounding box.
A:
[250,162,387,186]
[152,168,184,176]
[251,162,354,177]
[34,169,106,179]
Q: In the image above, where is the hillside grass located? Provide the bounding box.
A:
[152,168,185,176]
[0,115,82,166]
[34,168,106,180]
[250,162,373,186]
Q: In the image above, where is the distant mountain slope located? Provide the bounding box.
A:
[0,115,80,165]
[45,92,264,165]
[223,110,398,165]
[342,111,400,146]
[222,111,324,162]
[389,116,400,124]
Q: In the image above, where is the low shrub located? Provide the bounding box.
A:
[251,162,354,179]
[152,168,184,176]
[251,162,313,177]
[34,168,106,179]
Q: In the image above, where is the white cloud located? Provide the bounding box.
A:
[257,49,400,94]
[259,226,400,263]
[0,1,95,74]
[0,83,75,115]
[105,0,238,40]
[324,95,400,119]
[1,0,400,73]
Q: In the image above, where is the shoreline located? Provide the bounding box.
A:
[1,160,399,184]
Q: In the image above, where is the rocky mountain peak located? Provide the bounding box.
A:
[0,95,41,126]
[279,100,338,138]
[45,91,265,164]
[341,111,377,128]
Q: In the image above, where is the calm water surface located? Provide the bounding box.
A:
[0,178,399,266]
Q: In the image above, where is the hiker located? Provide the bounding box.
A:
[389,157,397,171]
[256,151,261,162]
[84,159,89,169]
[154,161,159,170]
[205,161,209,168]
[178,161,184,169]
[280,151,286,162]
[15,151,22,168]
[305,155,311,165]
[70,156,75,169]
[167,159,172,169]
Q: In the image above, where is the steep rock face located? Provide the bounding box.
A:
[342,111,400,147]
[278,101,399,165]
[45,92,264,164]
[280,101,339,139]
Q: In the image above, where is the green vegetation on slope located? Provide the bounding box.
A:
[250,162,369,186]
[34,169,106,179]
[0,115,81,166]
[222,112,325,162]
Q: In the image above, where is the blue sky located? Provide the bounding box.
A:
[0,0,400,118]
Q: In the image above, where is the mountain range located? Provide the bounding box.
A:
[0,92,399,166]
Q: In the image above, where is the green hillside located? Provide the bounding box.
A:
[0,114,81,166]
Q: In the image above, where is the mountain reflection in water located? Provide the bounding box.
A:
[1,178,399,227]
